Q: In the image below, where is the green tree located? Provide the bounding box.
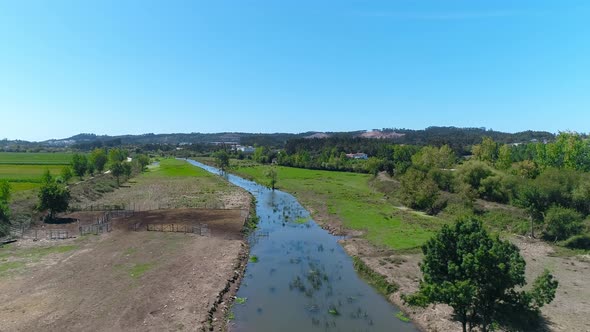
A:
[496,144,512,170]
[0,179,10,202]
[214,150,230,172]
[135,154,151,171]
[86,160,95,176]
[399,168,442,214]
[543,206,583,241]
[456,160,493,192]
[0,180,11,237]
[516,183,547,238]
[511,160,539,179]
[111,162,124,186]
[37,171,70,220]
[108,148,126,166]
[265,167,278,190]
[412,145,456,171]
[405,218,558,332]
[90,148,108,173]
[122,162,132,179]
[71,153,88,179]
[472,137,498,164]
[60,166,73,183]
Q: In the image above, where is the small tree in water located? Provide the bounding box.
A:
[404,217,558,332]
[266,167,277,190]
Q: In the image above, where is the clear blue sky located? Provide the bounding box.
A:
[1,0,589,141]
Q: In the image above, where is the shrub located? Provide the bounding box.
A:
[543,206,583,241]
[563,234,590,250]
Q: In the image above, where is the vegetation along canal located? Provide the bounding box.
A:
[188,160,417,332]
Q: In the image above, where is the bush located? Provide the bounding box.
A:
[543,206,584,241]
[457,160,493,190]
[563,234,590,250]
[399,168,441,214]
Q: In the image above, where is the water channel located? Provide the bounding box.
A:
[187,159,417,332]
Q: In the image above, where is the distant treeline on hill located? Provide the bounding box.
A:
[1,127,558,152]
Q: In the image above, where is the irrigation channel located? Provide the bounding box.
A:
[187,160,417,332]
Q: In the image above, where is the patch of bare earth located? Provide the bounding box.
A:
[1,167,252,332]
[512,237,590,332]
[0,208,250,332]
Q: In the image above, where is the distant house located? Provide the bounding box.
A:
[236,145,255,154]
[345,153,368,160]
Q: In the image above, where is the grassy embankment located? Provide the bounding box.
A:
[231,164,445,250]
[0,152,73,192]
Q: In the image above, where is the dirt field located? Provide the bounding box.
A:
[0,208,250,332]
[1,160,252,332]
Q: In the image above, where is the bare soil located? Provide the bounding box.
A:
[0,208,250,332]
[1,163,253,332]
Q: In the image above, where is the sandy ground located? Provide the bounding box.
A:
[0,208,250,332]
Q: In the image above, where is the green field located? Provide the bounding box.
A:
[0,152,73,165]
[233,165,444,250]
[146,158,212,178]
[0,152,72,193]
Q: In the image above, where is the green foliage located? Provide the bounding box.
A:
[0,180,10,202]
[71,153,88,178]
[472,136,499,164]
[399,168,443,214]
[122,163,132,178]
[108,148,126,165]
[213,150,230,171]
[0,180,11,237]
[60,166,73,183]
[395,311,411,322]
[265,167,277,190]
[90,148,108,173]
[405,218,557,332]
[543,206,583,241]
[110,162,124,186]
[528,270,559,310]
[37,171,70,219]
[352,256,398,296]
[456,160,493,190]
[536,132,590,171]
[412,145,456,171]
[496,144,512,170]
[511,160,540,179]
[134,154,151,171]
[562,234,590,250]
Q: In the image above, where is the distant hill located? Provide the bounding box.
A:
[0,127,557,151]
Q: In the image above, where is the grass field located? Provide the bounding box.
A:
[146,158,212,178]
[0,152,72,193]
[80,158,247,211]
[0,152,73,165]
[232,165,444,250]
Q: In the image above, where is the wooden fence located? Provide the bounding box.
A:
[79,222,112,236]
[142,223,210,236]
